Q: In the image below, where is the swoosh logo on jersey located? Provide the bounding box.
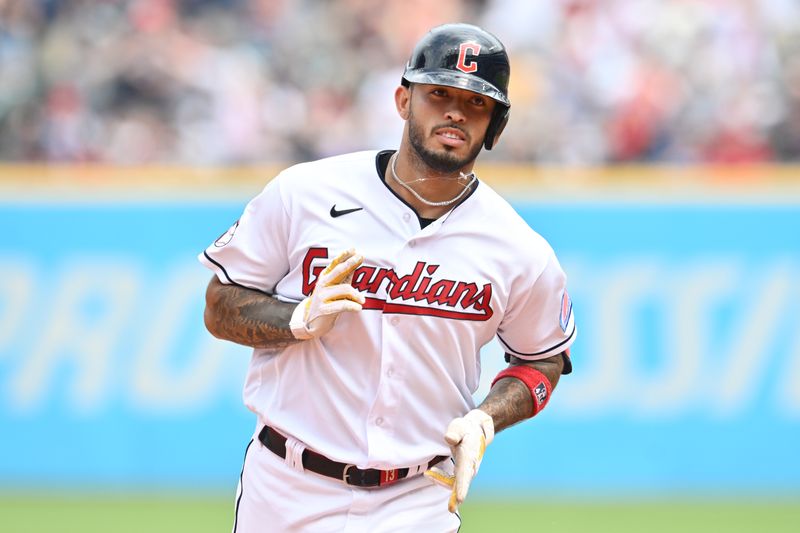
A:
[330,205,364,218]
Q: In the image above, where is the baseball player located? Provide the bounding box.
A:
[200,23,575,532]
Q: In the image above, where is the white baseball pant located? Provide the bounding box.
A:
[231,427,460,533]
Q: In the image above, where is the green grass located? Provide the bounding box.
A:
[0,495,232,533]
[1,495,798,532]
[459,500,800,532]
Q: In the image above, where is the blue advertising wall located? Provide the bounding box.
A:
[1,180,799,496]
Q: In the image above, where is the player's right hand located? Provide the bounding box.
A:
[289,248,365,340]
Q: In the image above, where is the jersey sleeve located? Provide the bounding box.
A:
[496,250,576,364]
[198,175,290,294]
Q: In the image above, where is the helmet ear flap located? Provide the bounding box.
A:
[484,106,509,150]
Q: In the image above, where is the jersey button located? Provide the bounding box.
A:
[409,240,416,248]
[403,213,411,222]
[375,417,384,426]
[386,368,394,378]
[390,317,400,326]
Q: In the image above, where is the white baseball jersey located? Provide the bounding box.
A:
[199,149,576,469]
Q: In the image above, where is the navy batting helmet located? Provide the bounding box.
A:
[402,23,511,150]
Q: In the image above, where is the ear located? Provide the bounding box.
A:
[395,85,411,120]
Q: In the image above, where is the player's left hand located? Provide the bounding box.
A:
[424,408,494,513]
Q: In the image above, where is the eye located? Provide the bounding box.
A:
[470,95,487,107]
[431,88,447,97]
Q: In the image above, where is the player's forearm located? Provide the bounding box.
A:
[477,353,564,432]
[204,276,299,349]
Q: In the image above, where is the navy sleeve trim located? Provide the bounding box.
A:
[498,322,577,358]
[203,251,236,284]
[203,251,271,295]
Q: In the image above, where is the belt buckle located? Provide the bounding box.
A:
[342,464,356,485]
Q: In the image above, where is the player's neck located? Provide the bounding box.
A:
[388,150,476,219]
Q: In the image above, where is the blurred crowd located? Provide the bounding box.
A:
[1,0,799,165]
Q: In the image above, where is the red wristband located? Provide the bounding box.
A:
[491,366,552,418]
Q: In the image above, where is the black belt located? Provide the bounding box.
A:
[257,425,447,488]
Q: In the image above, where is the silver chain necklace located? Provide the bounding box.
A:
[389,153,477,207]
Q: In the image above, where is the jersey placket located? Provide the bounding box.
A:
[364,215,446,462]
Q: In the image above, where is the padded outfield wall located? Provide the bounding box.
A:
[1,164,799,497]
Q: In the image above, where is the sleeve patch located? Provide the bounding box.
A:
[214,220,239,247]
[559,289,573,333]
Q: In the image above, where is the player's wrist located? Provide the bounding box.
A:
[491,366,553,418]
[289,297,314,340]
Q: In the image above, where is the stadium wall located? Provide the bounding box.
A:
[1,165,798,496]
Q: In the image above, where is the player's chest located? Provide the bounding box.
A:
[288,213,512,324]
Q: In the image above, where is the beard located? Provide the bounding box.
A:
[407,110,483,174]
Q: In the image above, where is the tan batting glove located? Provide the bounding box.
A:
[289,248,365,340]
[424,409,495,513]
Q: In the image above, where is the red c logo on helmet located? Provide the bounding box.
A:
[456,42,482,73]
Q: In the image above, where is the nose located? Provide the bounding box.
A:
[444,100,467,123]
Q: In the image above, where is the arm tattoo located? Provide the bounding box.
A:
[477,353,565,433]
[204,276,300,349]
